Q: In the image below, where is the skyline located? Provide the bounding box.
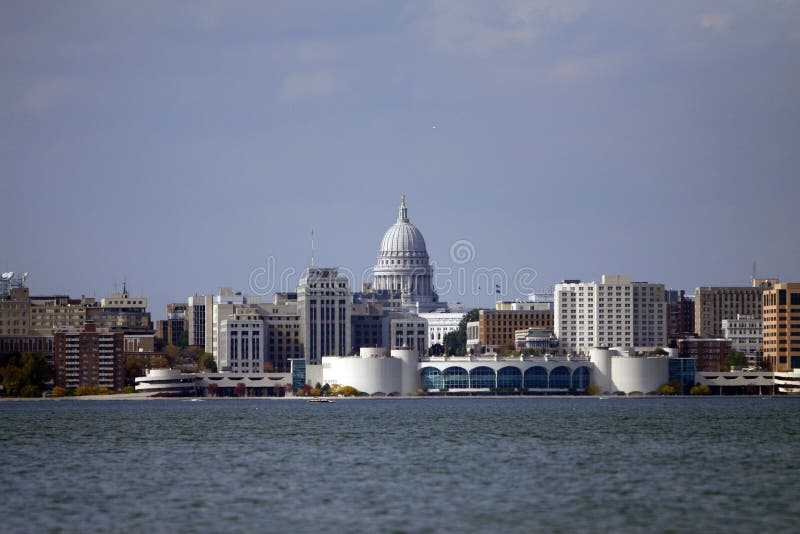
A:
[2,1,799,317]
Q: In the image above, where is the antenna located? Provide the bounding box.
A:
[123,276,127,295]
[311,227,315,268]
[752,261,756,282]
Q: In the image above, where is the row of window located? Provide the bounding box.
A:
[421,366,591,390]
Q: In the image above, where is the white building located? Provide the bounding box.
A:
[589,347,676,395]
[218,310,266,373]
[721,314,762,365]
[418,311,465,348]
[372,196,439,312]
[555,275,667,355]
[298,267,352,364]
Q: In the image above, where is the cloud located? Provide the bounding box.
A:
[417,0,590,54]
[550,55,617,82]
[21,76,77,113]
[278,71,344,102]
[699,12,733,32]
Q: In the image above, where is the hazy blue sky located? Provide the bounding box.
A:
[2,1,799,319]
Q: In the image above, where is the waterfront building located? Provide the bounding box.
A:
[555,275,666,355]
[53,322,125,390]
[762,282,800,371]
[298,267,352,364]
[418,310,465,348]
[721,314,762,366]
[257,294,302,372]
[590,347,684,395]
[678,338,732,372]
[694,278,777,338]
[134,368,200,396]
[372,196,439,312]
[29,294,92,335]
[85,287,153,333]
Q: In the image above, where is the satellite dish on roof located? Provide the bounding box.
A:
[1,272,12,280]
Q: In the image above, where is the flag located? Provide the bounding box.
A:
[495,284,501,294]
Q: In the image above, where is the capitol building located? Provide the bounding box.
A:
[372,195,440,312]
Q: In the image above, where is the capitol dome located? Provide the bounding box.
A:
[379,198,428,257]
[373,196,438,310]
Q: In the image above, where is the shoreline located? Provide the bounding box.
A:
[0,393,791,402]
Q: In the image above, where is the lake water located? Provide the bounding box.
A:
[1,397,799,533]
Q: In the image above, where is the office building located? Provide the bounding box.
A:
[298,267,352,364]
[721,314,762,366]
[762,282,800,371]
[694,279,777,338]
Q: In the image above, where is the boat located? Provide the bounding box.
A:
[307,397,335,403]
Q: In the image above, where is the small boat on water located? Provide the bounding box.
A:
[307,397,335,403]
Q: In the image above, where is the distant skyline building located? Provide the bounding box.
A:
[721,314,762,366]
[694,279,777,338]
[53,322,125,390]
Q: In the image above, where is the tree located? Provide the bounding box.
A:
[177,330,189,348]
[658,382,677,395]
[725,349,748,370]
[51,386,67,397]
[690,384,711,395]
[428,343,444,356]
[443,309,480,355]
[0,352,51,397]
[338,385,358,397]
[235,382,247,397]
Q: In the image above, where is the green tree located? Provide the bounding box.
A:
[338,385,358,397]
[725,349,748,370]
[177,330,189,348]
[0,352,51,397]
[443,308,480,355]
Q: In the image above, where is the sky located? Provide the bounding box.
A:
[2,0,799,320]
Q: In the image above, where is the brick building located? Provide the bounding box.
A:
[53,323,125,390]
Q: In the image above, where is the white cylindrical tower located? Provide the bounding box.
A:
[589,348,614,393]
[392,348,420,396]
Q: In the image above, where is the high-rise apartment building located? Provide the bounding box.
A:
[762,283,800,371]
[298,268,352,364]
[187,295,213,350]
[53,323,125,390]
[555,275,666,354]
[665,290,694,340]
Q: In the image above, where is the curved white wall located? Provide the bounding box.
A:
[322,356,401,395]
[611,357,669,394]
[392,348,420,395]
[589,349,613,393]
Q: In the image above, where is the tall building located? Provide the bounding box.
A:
[156,303,187,346]
[382,313,427,353]
[555,275,666,354]
[218,309,266,373]
[187,295,213,350]
[53,323,125,390]
[298,268,352,364]
[259,294,302,372]
[665,290,694,340]
[694,279,777,338]
[762,282,800,371]
[372,196,439,312]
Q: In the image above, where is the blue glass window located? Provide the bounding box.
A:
[420,367,443,390]
[469,366,496,389]
[443,367,469,389]
[523,366,548,388]
[497,366,522,389]
[571,366,591,389]
[549,366,570,389]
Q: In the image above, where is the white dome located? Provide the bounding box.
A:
[378,197,428,257]
[380,222,428,257]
